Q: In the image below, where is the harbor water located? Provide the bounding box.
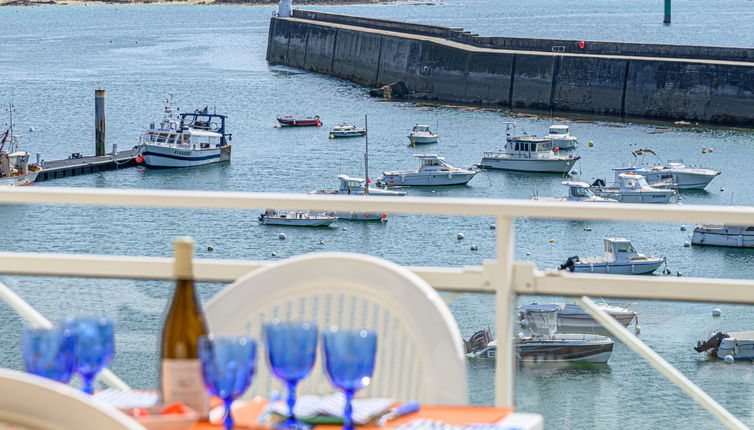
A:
[1,1,754,428]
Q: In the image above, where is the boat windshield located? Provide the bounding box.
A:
[146,132,182,144]
[617,243,636,253]
[550,126,568,134]
[570,186,594,198]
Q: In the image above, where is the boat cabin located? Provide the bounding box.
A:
[143,107,229,150]
[617,172,652,190]
[603,238,645,263]
[563,181,597,199]
[337,174,367,193]
[505,137,554,154]
[549,125,570,136]
[415,154,453,171]
[411,125,432,134]
[0,152,31,178]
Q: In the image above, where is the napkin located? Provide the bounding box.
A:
[268,393,392,425]
[94,389,160,409]
[395,419,524,430]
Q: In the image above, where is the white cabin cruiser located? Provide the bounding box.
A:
[329,124,366,138]
[465,308,614,363]
[629,149,720,189]
[591,171,675,204]
[691,225,754,248]
[0,106,41,187]
[377,154,477,186]
[695,331,754,360]
[407,125,439,145]
[518,303,637,332]
[309,175,405,221]
[531,181,617,203]
[139,96,231,168]
[559,238,665,275]
[258,209,337,227]
[479,136,579,173]
[548,124,578,150]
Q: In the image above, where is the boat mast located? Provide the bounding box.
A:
[364,114,369,195]
[2,103,15,153]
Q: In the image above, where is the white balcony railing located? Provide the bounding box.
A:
[1,186,754,430]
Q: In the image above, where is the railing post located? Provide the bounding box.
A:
[494,216,515,407]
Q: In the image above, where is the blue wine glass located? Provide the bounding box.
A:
[264,320,318,429]
[22,326,78,383]
[199,335,257,430]
[322,327,377,430]
[63,317,115,394]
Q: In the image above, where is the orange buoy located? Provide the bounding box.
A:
[135,155,144,164]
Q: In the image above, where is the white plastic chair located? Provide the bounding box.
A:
[206,252,467,405]
[0,369,145,430]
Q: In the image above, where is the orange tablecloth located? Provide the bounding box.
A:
[192,399,514,430]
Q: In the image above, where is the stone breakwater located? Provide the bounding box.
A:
[266,10,754,126]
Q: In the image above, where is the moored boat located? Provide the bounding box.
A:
[695,331,754,360]
[329,124,365,138]
[407,124,439,145]
[591,171,675,204]
[277,115,321,127]
[629,149,720,190]
[548,124,578,150]
[0,105,41,187]
[309,175,405,221]
[691,225,754,248]
[479,136,579,173]
[559,238,665,275]
[377,154,477,186]
[518,303,637,332]
[139,96,231,168]
[258,209,337,227]
[530,181,617,203]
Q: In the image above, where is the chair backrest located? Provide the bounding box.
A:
[0,369,145,430]
[205,252,467,405]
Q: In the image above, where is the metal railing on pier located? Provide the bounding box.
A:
[0,186,753,430]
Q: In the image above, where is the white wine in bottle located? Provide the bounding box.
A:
[160,237,210,417]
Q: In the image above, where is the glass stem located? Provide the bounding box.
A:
[286,380,297,422]
[223,397,234,430]
[343,389,355,430]
[82,374,95,395]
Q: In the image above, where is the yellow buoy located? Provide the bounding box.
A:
[328,135,334,139]
[549,239,555,243]
[588,141,594,147]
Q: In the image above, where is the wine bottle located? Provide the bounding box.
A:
[160,237,210,418]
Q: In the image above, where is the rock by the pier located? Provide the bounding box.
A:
[369,81,408,99]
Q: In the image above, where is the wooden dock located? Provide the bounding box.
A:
[36,148,140,182]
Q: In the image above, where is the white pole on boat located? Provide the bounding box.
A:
[576,296,748,430]
[0,280,131,391]
[364,114,369,196]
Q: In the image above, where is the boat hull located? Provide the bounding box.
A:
[556,312,637,331]
[259,217,336,227]
[469,336,613,363]
[407,135,438,145]
[379,171,476,186]
[638,169,719,190]
[278,118,321,127]
[571,260,664,275]
[691,228,754,248]
[142,144,231,168]
[0,168,40,186]
[479,156,578,173]
[717,338,754,360]
[592,189,673,204]
[331,131,365,138]
[329,211,387,222]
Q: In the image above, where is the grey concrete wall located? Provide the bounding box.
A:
[266,16,754,126]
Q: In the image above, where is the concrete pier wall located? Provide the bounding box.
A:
[266,12,754,125]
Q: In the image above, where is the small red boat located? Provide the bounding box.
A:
[277,115,321,127]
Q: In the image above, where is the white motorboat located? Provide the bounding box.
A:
[691,225,754,248]
[407,124,439,145]
[696,331,754,360]
[329,124,366,138]
[629,149,720,189]
[591,171,675,204]
[518,303,637,332]
[465,308,613,363]
[376,154,477,186]
[559,238,665,275]
[531,181,617,203]
[139,95,231,168]
[479,136,579,173]
[258,209,337,227]
[309,175,404,221]
[548,124,578,150]
[0,105,41,187]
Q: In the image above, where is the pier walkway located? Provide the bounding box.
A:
[36,148,139,182]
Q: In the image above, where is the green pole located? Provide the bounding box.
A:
[663,0,671,24]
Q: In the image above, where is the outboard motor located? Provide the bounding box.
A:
[592,178,606,187]
[694,331,729,357]
[558,256,580,272]
[463,327,493,355]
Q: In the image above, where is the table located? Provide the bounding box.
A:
[190,399,542,430]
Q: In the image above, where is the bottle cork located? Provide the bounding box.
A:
[173,237,194,279]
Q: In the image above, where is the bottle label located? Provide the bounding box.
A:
[161,359,210,418]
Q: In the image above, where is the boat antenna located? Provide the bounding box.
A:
[1,103,15,153]
[364,114,369,196]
